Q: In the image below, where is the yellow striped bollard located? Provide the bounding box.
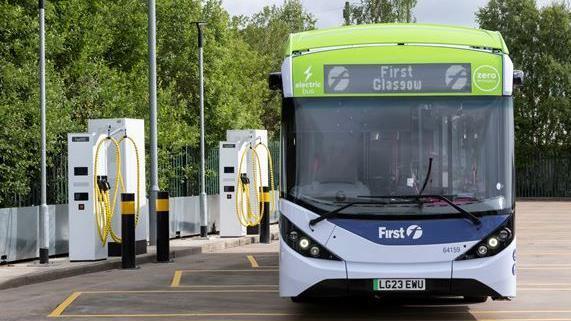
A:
[156,191,170,262]
[121,193,136,269]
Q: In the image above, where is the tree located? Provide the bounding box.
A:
[235,0,316,135]
[343,0,417,25]
[0,0,290,206]
[477,0,571,151]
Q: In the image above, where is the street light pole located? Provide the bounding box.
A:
[38,0,49,264]
[148,0,159,245]
[194,22,208,238]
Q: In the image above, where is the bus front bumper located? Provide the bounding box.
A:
[279,239,516,299]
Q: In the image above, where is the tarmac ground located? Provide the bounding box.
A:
[1,201,570,321]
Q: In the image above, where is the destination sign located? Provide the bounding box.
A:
[323,64,472,94]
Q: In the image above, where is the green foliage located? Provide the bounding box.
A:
[343,0,417,25]
[477,0,571,152]
[0,0,313,206]
[235,0,316,135]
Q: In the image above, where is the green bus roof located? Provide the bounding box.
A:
[285,23,509,56]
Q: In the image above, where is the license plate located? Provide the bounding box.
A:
[373,279,426,291]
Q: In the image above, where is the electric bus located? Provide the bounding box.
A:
[269,24,521,303]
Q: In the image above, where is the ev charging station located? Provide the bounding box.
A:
[67,118,147,261]
[219,130,272,238]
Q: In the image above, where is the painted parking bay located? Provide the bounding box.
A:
[0,202,570,320]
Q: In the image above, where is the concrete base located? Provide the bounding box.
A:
[107,240,148,257]
[0,227,279,290]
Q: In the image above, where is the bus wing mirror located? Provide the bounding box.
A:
[268,72,283,91]
[513,70,524,88]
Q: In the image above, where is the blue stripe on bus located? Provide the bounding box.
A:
[329,215,510,246]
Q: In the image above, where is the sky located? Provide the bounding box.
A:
[222,0,561,28]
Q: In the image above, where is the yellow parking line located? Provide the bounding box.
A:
[178,269,278,272]
[518,253,571,256]
[49,310,571,319]
[171,269,278,287]
[520,264,571,267]
[247,255,259,268]
[176,285,278,288]
[81,289,279,294]
[478,318,571,321]
[517,266,571,271]
[170,270,183,287]
[471,311,571,315]
[520,283,571,286]
[403,309,571,314]
[519,288,571,291]
[48,292,82,318]
[518,239,571,241]
[54,312,295,318]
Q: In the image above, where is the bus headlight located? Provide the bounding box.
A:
[487,237,499,249]
[309,246,321,257]
[280,214,341,261]
[498,228,512,242]
[289,231,299,242]
[456,217,514,260]
[299,238,310,249]
[477,245,488,257]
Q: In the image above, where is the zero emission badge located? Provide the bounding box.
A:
[473,65,501,92]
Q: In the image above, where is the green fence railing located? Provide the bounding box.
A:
[3,155,68,208]
[5,142,571,208]
[167,141,280,198]
[516,151,571,198]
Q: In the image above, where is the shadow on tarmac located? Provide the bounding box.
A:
[289,296,477,321]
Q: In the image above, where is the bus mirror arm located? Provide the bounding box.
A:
[268,72,283,91]
[513,70,524,88]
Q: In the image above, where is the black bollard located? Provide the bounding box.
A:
[260,186,271,244]
[121,193,136,269]
[156,191,170,262]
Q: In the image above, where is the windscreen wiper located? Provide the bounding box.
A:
[309,200,389,226]
[419,157,433,196]
[360,194,482,226]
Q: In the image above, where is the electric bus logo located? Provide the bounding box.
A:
[304,66,312,82]
[327,66,350,91]
[445,65,468,90]
[379,225,423,240]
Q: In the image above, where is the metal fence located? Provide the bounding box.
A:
[4,142,571,205]
[166,141,281,197]
[3,155,68,208]
[1,141,280,208]
[516,151,571,198]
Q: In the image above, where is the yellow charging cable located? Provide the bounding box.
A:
[94,136,124,245]
[118,135,142,225]
[236,145,262,227]
[235,142,275,227]
[254,142,276,215]
[93,134,142,246]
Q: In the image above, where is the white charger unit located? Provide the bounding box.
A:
[219,130,268,238]
[87,119,148,255]
[67,118,147,261]
[67,133,107,261]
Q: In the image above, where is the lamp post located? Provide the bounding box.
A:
[148,0,159,245]
[193,22,208,238]
[39,0,49,264]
